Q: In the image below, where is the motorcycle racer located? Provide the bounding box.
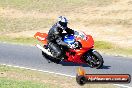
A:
[34,17,104,68]
[47,16,77,59]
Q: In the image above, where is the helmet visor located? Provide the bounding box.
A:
[59,21,67,28]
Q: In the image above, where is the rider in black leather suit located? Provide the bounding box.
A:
[47,16,75,59]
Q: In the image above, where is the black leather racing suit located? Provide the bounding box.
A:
[47,23,74,58]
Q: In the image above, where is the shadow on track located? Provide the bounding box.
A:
[59,61,89,67]
[101,65,111,69]
[59,61,111,69]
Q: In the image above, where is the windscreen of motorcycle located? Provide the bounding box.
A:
[63,35,75,44]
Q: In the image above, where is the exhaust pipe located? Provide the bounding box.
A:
[35,44,53,56]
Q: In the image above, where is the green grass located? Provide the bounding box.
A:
[95,41,113,50]
[0,36,37,45]
[0,0,116,12]
[95,41,132,57]
[0,78,51,88]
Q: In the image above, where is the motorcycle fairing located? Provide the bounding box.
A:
[34,32,94,64]
[34,32,48,45]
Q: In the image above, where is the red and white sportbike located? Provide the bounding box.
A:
[34,31,104,69]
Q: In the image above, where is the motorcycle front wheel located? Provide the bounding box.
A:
[85,50,104,69]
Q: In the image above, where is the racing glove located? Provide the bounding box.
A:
[68,41,80,49]
[68,43,76,49]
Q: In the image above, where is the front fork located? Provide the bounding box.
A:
[84,49,97,64]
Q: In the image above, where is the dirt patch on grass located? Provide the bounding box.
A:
[0,7,58,19]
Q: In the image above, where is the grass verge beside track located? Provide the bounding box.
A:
[0,65,117,88]
[0,36,132,57]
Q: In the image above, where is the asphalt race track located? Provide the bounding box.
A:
[0,43,132,87]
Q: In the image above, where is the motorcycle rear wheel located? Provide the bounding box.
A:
[41,45,61,64]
